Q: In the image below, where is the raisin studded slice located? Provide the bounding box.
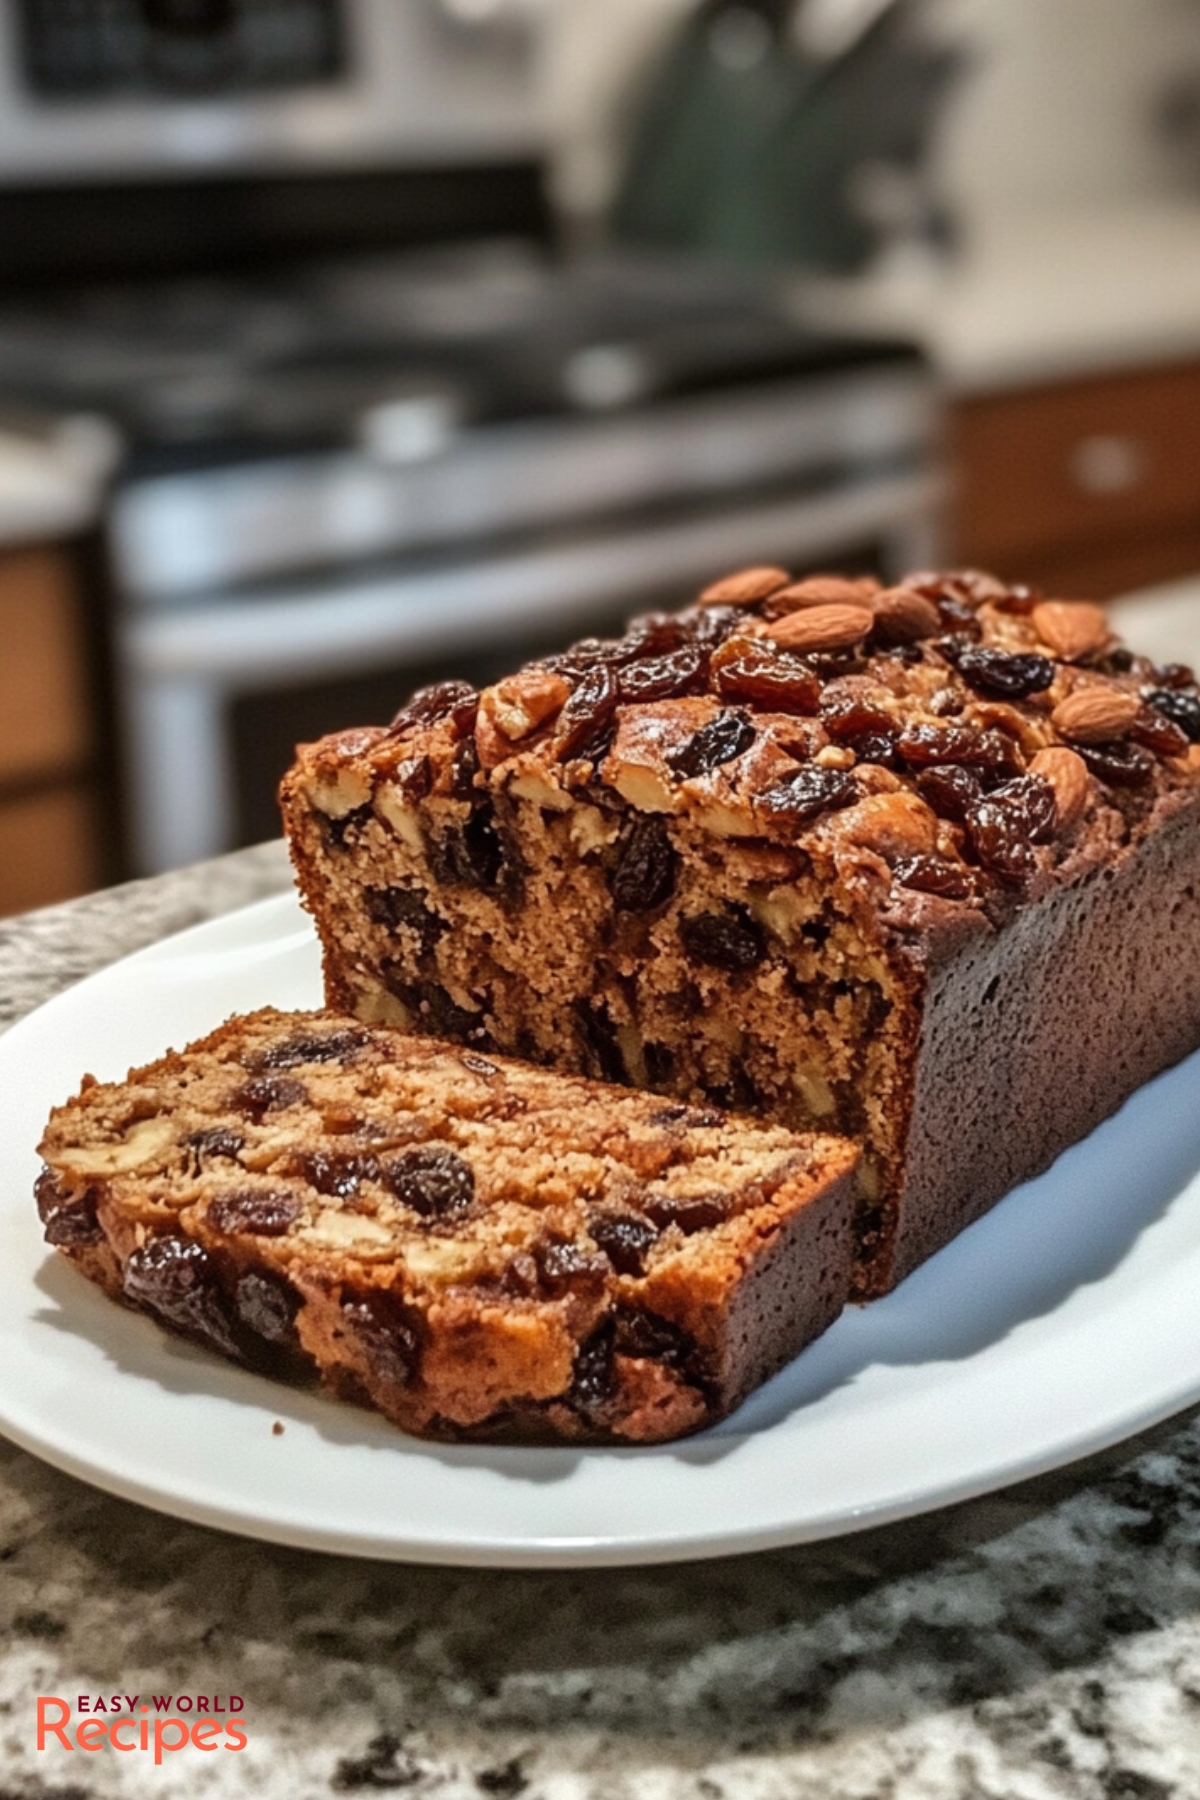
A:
[1076,740,1157,788]
[618,647,705,703]
[381,1146,475,1218]
[258,1027,370,1071]
[679,907,767,971]
[589,1211,660,1277]
[390,679,478,736]
[710,638,821,713]
[892,854,975,900]
[965,773,1057,880]
[667,710,756,779]
[123,1235,239,1359]
[208,1188,303,1236]
[556,663,620,761]
[35,1166,101,1247]
[610,815,677,912]
[235,1271,301,1348]
[231,1075,309,1121]
[1144,687,1200,744]
[915,764,983,822]
[757,765,857,828]
[340,1296,417,1389]
[945,644,1055,700]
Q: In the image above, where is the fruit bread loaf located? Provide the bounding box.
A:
[36,1008,859,1443]
[280,568,1200,1298]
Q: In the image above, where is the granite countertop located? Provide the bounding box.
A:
[3,843,1200,1797]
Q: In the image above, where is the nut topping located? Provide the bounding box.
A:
[764,604,875,654]
[1029,746,1090,828]
[764,575,878,616]
[1051,687,1141,744]
[869,587,942,644]
[481,669,570,742]
[698,565,790,607]
[1031,600,1111,663]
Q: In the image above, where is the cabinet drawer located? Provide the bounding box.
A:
[0,784,99,917]
[951,362,1200,564]
[0,547,91,786]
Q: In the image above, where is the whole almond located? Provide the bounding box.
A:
[829,791,938,863]
[765,603,875,653]
[764,575,878,617]
[1030,746,1090,828]
[1032,600,1111,662]
[869,586,941,644]
[1051,686,1141,744]
[698,565,790,607]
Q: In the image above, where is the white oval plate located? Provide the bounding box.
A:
[1,891,1199,1567]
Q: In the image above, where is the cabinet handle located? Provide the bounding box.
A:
[1068,434,1148,496]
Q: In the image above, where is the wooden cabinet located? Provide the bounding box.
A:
[949,360,1200,598]
[0,545,107,917]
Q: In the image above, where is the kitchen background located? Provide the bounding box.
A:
[3,0,1200,918]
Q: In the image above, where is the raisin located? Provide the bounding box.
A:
[428,805,503,890]
[576,1002,627,1083]
[1131,706,1190,758]
[340,1296,417,1389]
[235,1271,300,1347]
[231,1075,309,1121]
[364,884,445,949]
[679,908,766,971]
[390,680,477,735]
[667,710,756,779]
[122,1235,239,1359]
[1144,687,1200,743]
[648,1103,725,1128]
[569,1321,617,1412]
[35,1167,101,1247]
[710,638,821,712]
[965,773,1057,880]
[610,815,676,912]
[893,854,975,899]
[1152,663,1196,691]
[899,722,995,767]
[642,1191,732,1232]
[381,1146,475,1217]
[915,763,983,821]
[208,1188,303,1236]
[534,1238,609,1292]
[946,645,1055,700]
[589,1211,660,1277]
[1076,740,1157,787]
[682,604,744,649]
[843,729,898,765]
[391,754,432,800]
[299,1152,380,1199]
[185,1127,244,1168]
[556,663,620,761]
[621,613,692,658]
[450,734,480,801]
[757,765,857,828]
[1091,646,1136,676]
[614,1309,694,1369]
[932,595,983,634]
[819,694,894,741]
[258,1027,369,1071]
[618,647,705,703]
[320,804,372,851]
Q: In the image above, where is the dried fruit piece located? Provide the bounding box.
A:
[123,1235,239,1359]
[710,636,821,712]
[341,1296,417,1388]
[1076,740,1156,787]
[381,1146,475,1218]
[231,1074,309,1121]
[758,765,858,827]
[698,565,790,607]
[643,1190,733,1232]
[610,815,677,912]
[765,604,875,654]
[1029,746,1090,829]
[679,908,767,970]
[208,1189,303,1236]
[185,1126,244,1165]
[364,884,445,951]
[1130,706,1190,759]
[668,710,756,778]
[965,774,1058,879]
[915,764,983,822]
[35,1167,101,1247]
[869,587,942,644]
[1051,687,1141,744]
[820,694,895,742]
[947,645,1056,700]
[1144,687,1200,744]
[235,1271,300,1347]
[892,855,974,899]
[618,647,705,703]
[556,663,620,761]
[390,680,478,737]
[1031,600,1110,662]
[590,1211,660,1277]
[259,1027,370,1071]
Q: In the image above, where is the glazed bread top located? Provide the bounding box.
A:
[282,568,1200,952]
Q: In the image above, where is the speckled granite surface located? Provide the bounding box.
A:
[3,844,1200,1798]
